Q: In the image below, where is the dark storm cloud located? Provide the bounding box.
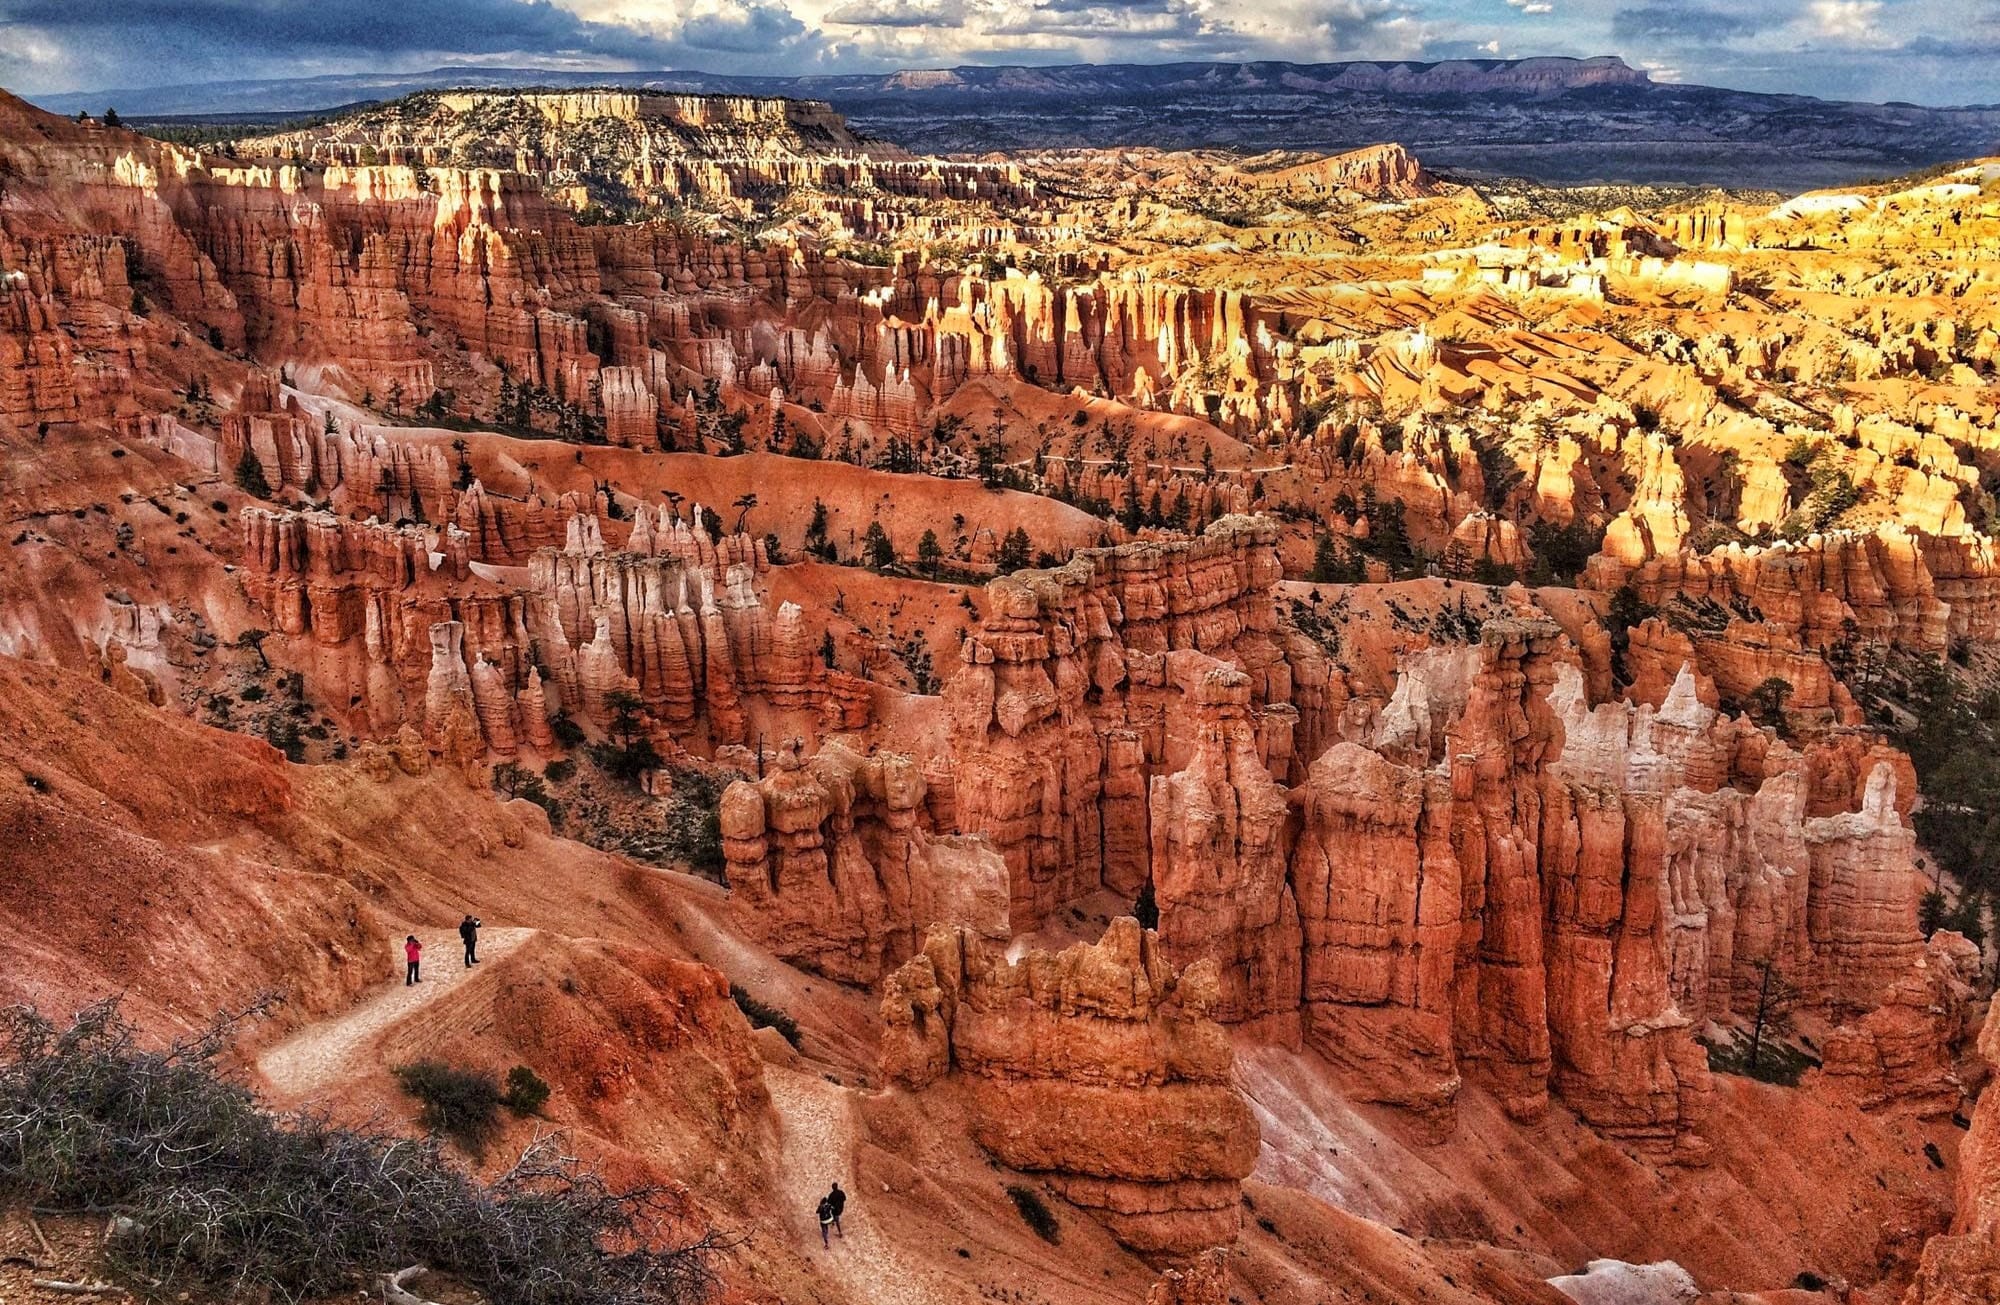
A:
[0,0,824,92]
[681,2,809,52]
[0,0,675,60]
[1905,25,2000,62]
[1609,2,1770,44]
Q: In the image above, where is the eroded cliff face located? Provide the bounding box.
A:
[232,492,862,756]
[931,524,1939,1157]
[238,90,1035,220]
[881,918,1258,1254]
[1904,997,2000,1305]
[0,93,1463,454]
[720,737,1009,983]
[944,517,1294,927]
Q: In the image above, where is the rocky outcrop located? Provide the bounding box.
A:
[720,737,1008,983]
[945,517,1294,929]
[527,509,859,743]
[1613,527,2000,663]
[1902,998,2000,1305]
[1149,663,1301,1032]
[1820,930,1983,1114]
[881,919,1257,1254]
[1249,143,1435,201]
[237,503,835,756]
[242,91,1034,219]
[1289,739,1462,1119]
[1144,1249,1229,1305]
[931,510,1935,1157]
[237,507,534,745]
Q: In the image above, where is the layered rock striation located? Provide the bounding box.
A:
[881,918,1258,1254]
[720,737,1008,983]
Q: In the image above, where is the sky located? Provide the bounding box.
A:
[1,0,1996,106]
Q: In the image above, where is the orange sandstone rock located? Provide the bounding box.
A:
[881,918,1258,1255]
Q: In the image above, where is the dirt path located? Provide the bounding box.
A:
[763,1067,951,1305]
[255,927,531,1102]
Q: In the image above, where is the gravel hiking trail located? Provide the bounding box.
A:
[763,1065,947,1305]
[255,927,532,1103]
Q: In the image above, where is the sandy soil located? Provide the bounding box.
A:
[256,927,533,1101]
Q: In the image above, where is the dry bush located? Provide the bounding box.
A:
[0,1000,723,1305]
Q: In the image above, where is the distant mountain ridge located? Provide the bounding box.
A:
[28,56,2000,190]
[37,57,1658,117]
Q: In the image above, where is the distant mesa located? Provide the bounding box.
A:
[30,55,2000,190]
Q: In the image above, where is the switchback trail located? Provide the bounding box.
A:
[255,927,532,1102]
[763,1066,946,1305]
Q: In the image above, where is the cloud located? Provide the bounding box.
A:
[0,0,820,92]
[1609,2,1768,44]
[5,0,1999,105]
[1905,33,2000,59]
[680,0,809,51]
[822,0,967,29]
[983,0,1209,44]
[1800,0,1886,44]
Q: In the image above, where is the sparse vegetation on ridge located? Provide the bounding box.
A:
[0,1000,723,1305]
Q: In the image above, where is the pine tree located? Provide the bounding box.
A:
[862,521,895,569]
[917,529,943,576]
[997,526,1032,573]
[1920,889,1948,937]
[233,447,272,498]
[1948,891,1989,950]
[805,498,833,560]
[1746,959,1797,1074]
[1310,532,1360,584]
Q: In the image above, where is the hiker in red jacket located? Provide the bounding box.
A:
[404,935,423,985]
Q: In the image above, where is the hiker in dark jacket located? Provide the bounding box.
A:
[816,1193,835,1249]
[459,915,482,967]
[404,935,422,985]
[826,1182,846,1238]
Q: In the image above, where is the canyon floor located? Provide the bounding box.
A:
[2,82,2000,1305]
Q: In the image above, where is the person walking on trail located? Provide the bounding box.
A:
[460,914,482,967]
[826,1182,846,1239]
[816,1192,836,1249]
[404,935,423,985]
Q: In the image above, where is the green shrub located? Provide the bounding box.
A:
[1701,1027,1817,1087]
[730,985,801,1050]
[1006,1184,1061,1244]
[503,1064,552,1115]
[661,766,726,878]
[494,762,564,827]
[393,1058,503,1154]
[592,690,662,786]
[1526,518,1606,586]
